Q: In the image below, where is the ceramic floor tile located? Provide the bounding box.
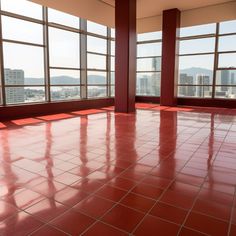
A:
[133,214,180,236]
[50,210,95,235]
[1,104,236,236]
[102,204,145,233]
[82,221,128,236]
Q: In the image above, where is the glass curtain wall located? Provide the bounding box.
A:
[136,31,162,96]
[0,0,114,106]
[178,20,236,99]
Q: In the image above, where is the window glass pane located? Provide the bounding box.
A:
[178,86,212,98]
[111,41,115,55]
[218,35,236,52]
[51,86,80,101]
[1,0,42,19]
[0,88,2,105]
[48,8,79,28]
[137,57,161,71]
[218,53,236,68]
[138,43,162,57]
[49,27,80,68]
[216,70,236,85]
[110,56,115,71]
[136,72,161,96]
[179,38,215,54]
[87,54,106,70]
[110,85,115,97]
[87,21,107,36]
[180,23,216,37]
[179,55,214,84]
[2,16,43,44]
[50,69,80,85]
[111,28,115,38]
[138,31,162,42]
[219,20,236,34]
[111,72,115,84]
[215,86,236,99]
[88,86,107,98]
[3,43,45,83]
[87,71,106,84]
[87,36,107,54]
[5,87,45,104]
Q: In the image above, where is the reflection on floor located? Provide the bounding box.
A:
[0,103,236,236]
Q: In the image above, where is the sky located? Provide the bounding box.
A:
[1,0,236,78]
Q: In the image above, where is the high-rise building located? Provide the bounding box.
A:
[4,69,25,104]
[151,58,161,96]
[221,70,230,91]
[179,73,195,96]
[196,74,210,97]
[139,76,149,95]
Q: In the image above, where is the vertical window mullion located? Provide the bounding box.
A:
[43,6,51,102]
[107,27,111,97]
[0,1,6,106]
[212,23,219,99]
[80,19,87,99]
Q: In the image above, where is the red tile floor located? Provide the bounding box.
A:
[0,103,236,236]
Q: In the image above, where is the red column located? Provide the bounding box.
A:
[115,0,136,113]
[160,9,180,106]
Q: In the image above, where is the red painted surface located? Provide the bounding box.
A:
[0,98,114,120]
[178,98,236,108]
[136,96,236,108]
[115,0,136,113]
[0,104,235,235]
[160,8,180,106]
[136,96,160,104]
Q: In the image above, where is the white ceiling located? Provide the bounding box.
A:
[30,0,236,32]
[99,0,234,19]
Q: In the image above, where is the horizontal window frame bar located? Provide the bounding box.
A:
[50,84,81,86]
[2,39,44,47]
[137,39,162,44]
[5,85,46,87]
[217,50,236,55]
[87,67,106,71]
[178,84,213,87]
[215,85,236,87]
[87,84,107,86]
[137,71,161,73]
[87,51,107,56]
[137,55,162,59]
[137,56,162,59]
[218,32,236,37]
[179,34,216,41]
[216,67,236,70]
[49,66,80,70]
[0,10,44,24]
[179,52,215,56]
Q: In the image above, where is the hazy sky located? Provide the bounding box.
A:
[1,0,236,78]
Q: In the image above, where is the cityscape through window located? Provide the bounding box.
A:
[0,0,235,106]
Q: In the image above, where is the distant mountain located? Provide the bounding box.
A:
[180,67,213,79]
[25,75,105,85]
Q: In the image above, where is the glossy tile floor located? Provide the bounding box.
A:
[0,103,236,236]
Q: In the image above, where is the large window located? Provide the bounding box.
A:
[87,21,108,98]
[1,0,45,104]
[136,31,162,96]
[178,20,236,99]
[0,0,114,105]
[215,20,236,99]
[178,23,216,98]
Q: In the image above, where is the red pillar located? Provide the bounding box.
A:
[115,0,136,113]
[160,9,180,106]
